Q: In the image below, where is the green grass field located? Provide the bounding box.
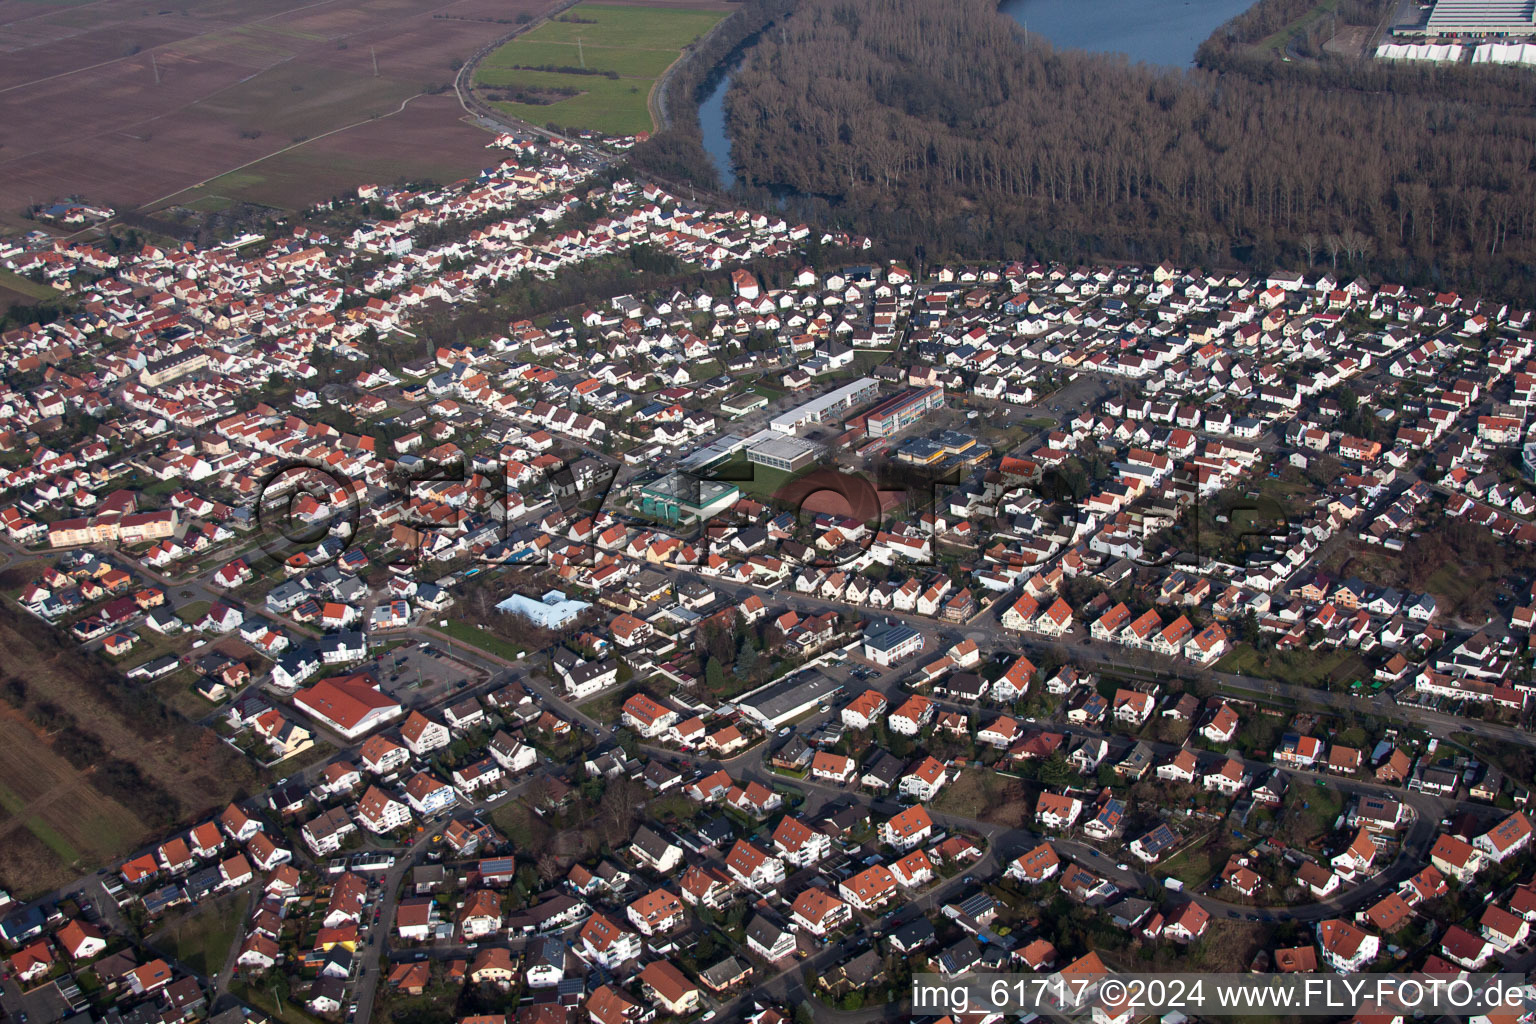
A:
[154,891,251,974]
[1215,642,1364,689]
[437,619,526,662]
[0,269,58,302]
[476,2,726,136]
[706,451,808,502]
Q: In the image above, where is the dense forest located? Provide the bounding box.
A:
[684,0,1536,298]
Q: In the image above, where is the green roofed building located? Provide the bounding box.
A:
[637,472,740,525]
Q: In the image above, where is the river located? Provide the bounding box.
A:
[697,0,1255,185]
[697,64,737,191]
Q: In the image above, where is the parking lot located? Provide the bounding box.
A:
[373,643,482,707]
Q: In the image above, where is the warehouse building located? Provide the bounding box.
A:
[734,671,846,729]
[1423,0,1536,35]
[721,392,770,418]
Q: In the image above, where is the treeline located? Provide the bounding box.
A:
[715,0,1536,300]
[505,63,622,78]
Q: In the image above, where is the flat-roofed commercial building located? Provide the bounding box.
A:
[747,432,824,472]
[769,378,881,434]
[864,386,945,438]
[735,671,845,729]
[721,392,770,418]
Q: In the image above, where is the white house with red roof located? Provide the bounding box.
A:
[357,785,412,834]
[1475,811,1532,863]
[839,864,898,911]
[1430,833,1483,884]
[1035,792,1082,830]
[399,711,450,756]
[790,886,850,936]
[1162,901,1210,943]
[1317,918,1378,973]
[771,816,830,868]
[724,840,785,892]
[621,693,678,738]
[880,805,934,853]
[899,756,948,801]
[1006,843,1061,884]
[1111,689,1154,725]
[841,689,888,730]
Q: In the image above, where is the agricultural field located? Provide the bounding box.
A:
[0,0,561,228]
[474,1,727,136]
[0,713,153,897]
[0,604,258,898]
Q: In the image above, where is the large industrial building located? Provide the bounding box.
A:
[768,377,882,434]
[1424,0,1536,35]
[863,386,945,439]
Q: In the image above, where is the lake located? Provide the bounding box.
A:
[999,0,1257,66]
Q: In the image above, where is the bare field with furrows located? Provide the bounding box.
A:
[0,712,149,897]
[0,0,561,226]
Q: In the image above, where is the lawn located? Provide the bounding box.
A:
[153,890,251,975]
[177,600,213,625]
[576,685,633,725]
[707,451,805,503]
[533,5,726,49]
[230,976,329,1024]
[1254,0,1343,51]
[0,604,259,896]
[491,797,553,850]
[475,2,727,136]
[480,38,679,79]
[1278,785,1344,847]
[0,716,153,881]
[0,781,81,866]
[1215,642,1364,689]
[1153,831,1233,887]
[437,619,526,663]
[929,770,1033,827]
[1425,563,1480,612]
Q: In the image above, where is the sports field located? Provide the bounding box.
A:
[475,2,726,136]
